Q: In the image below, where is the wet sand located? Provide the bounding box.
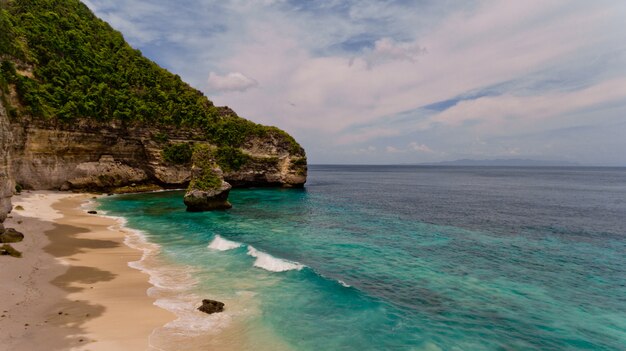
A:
[0,191,173,350]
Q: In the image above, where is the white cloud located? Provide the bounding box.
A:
[207,72,259,93]
[213,0,625,136]
[381,142,435,155]
[409,142,434,153]
[427,77,626,134]
[336,127,401,145]
[385,146,403,153]
[354,145,377,154]
[360,38,427,67]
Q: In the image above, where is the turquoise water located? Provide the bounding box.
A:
[98,166,626,350]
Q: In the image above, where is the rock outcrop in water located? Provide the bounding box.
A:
[184,145,232,211]
[197,299,225,314]
[0,0,307,219]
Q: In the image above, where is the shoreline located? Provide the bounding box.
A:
[0,191,173,350]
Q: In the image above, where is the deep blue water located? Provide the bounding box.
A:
[98,165,626,350]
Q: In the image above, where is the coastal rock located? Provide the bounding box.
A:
[225,135,306,188]
[0,244,21,258]
[183,145,232,211]
[0,228,24,243]
[87,210,97,214]
[0,96,14,224]
[184,183,232,211]
[197,299,224,314]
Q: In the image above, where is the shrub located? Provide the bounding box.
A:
[189,168,221,191]
[188,144,221,191]
[215,146,251,172]
[203,118,264,146]
[163,143,193,165]
[152,132,169,144]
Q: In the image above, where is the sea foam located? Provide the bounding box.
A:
[247,246,304,272]
[207,235,242,251]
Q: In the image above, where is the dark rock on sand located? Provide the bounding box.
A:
[0,228,24,243]
[198,299,224,314]
[87,210,97,214]
[0,244,22,257]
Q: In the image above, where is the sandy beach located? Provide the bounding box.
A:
[0,191,173,350]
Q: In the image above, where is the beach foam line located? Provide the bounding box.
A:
[207,235,242,251]
[247,246,304,272]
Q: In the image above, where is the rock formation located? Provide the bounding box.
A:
[0,244,21,257]
[0,228,24,243]
[9,121,306,192]
[184,144,232,211]
[197,299,225,314]
[0,95,14,226]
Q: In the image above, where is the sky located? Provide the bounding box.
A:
[82,0,626,165]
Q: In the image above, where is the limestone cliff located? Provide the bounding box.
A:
[0,95,14,225]
[9,120,306,193]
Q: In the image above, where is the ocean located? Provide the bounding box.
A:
[97,165,626,350]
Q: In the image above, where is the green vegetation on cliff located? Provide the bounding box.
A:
[163,143,193,165]
[188,144,222,191]
[215,146,251,172]
[0,0,305,155]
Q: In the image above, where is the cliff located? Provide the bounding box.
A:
[0,94,13,226]
[9,119,306,192]
[0,0,306,219]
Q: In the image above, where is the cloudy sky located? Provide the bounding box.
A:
[83,0,626,165]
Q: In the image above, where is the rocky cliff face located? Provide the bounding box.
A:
[225,135,307,188]
[0,95,14,225]
[7,117,306,195]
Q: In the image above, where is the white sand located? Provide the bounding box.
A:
[0,191,173,350]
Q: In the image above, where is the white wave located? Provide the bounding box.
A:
[79,198,99,211]
[246,246,304,272]
[338,280,351,288]
[155,295,232,333]
[207,235,242,251]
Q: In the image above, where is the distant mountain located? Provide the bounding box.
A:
[423,159,581,167]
